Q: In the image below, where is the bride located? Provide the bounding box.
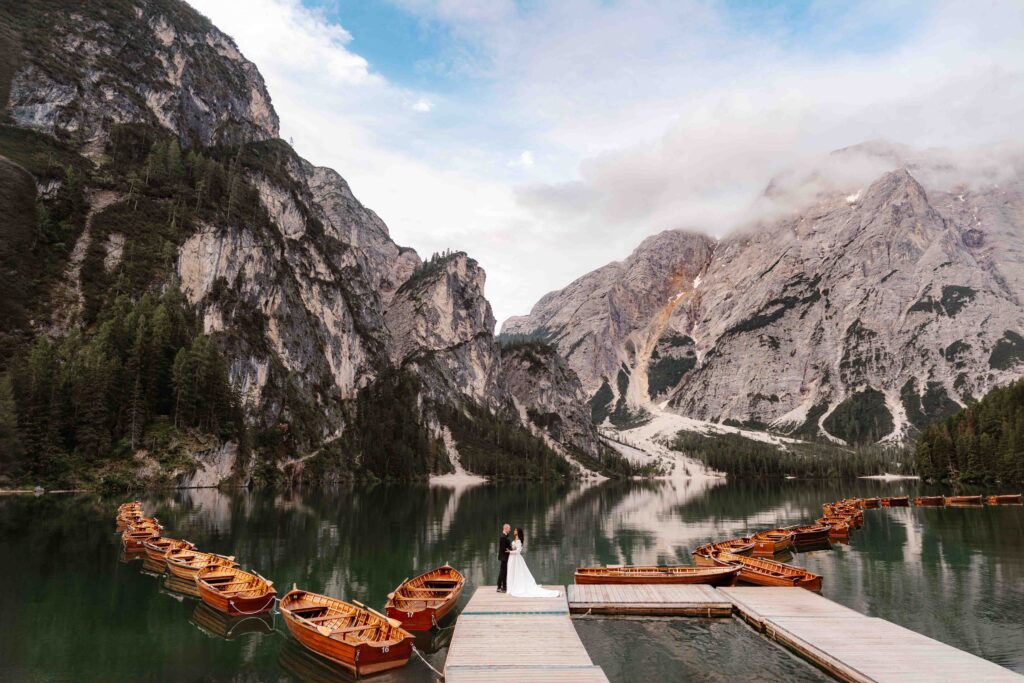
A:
[507,528,561,598]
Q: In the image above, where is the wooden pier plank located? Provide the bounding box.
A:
[445,586,607,683]
[720,587,1023,682]
[567,583,732,616]
[768,616,1022,682]
[718,586,861,627]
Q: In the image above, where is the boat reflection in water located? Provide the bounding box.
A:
[277,639,363,683]
[413,622,454,654]
[140,556,167,576]
[792,539,833,554]
[118,549,145,563]
[162,573,201,599]
[190,602,275,641]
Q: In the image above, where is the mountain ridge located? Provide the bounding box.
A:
[0,0,623,488]
[504,145,1024,445]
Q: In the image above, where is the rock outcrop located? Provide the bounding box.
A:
[4,1,278,153]
[505,145,1024,444]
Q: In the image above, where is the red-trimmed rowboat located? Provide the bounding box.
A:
[944,495,984,506]
[281,587,414,675]
[385,564,465,631]
[784,523,832,546]
[881,496,910,507]
[165,548,238,581]
[574,564,740,586]
[143,537,194,568]
[817,517,850,539]
[196,565,277,617]
[912,496,944,506]
[751,529,794,556]
[707,551,822,591]
[714,537,755,555]
[986,494,1023,505]
[121,524,161,551]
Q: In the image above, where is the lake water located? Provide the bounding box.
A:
[1,478,1021,682]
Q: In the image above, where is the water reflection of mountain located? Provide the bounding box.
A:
[0,480,1020,680]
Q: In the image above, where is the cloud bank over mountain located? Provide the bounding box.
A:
[187,0,1024,324]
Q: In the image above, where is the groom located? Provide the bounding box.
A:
[497,523,511,592]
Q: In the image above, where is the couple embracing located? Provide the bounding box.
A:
[496,523,561,598]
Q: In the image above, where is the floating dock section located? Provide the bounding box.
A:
[446,585,1023,682]
[719,587,1023,683]
[567,583,731,616]
[444,586,608,682]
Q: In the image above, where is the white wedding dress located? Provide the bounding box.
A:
[506,539,561,598]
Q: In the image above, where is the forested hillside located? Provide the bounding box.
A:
[915,378,1024,483]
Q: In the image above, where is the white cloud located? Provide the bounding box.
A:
[186,0,1024,326]
[508,150,534,167]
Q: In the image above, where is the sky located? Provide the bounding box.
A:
[186,0,1024,326]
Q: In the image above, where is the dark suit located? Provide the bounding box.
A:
[497,532,511,590]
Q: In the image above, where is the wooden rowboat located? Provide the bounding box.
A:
[912,495,944,506]
[196,566,277,617]
[817,517,850,539]
[714,537,755,555]
[166,548,237,581]
[860,497,880,509]
[784,523,832,546]
[143,537,194,567]
[708,551,822,592]
[281,587,414,675]
[944,495,984,506]
[986,494,1023,505]
[385,564,465,631]
[751,529,794,556]
[117,511,152,532]
[692,544,718,567]
[574,564,740,586]
[122,526,161,551]
[881,496,909,507]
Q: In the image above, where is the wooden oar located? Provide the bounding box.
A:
[386,577,410,601]
[353,599,403,629]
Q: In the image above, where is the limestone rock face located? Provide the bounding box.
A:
[2,0,606,475]
[503,230,715,418]
[506,150,1024,443]
[499,343,601,457]
[5,1,278,151]
[385,254,499,402]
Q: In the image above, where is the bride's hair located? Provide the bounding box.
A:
[515,527,525,545]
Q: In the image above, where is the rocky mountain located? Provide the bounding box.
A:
[0,0,617,487]
[503,143,1024,445]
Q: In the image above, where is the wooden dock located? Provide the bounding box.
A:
[567,583,731,616]
[719,587,1023,682]
[444,586,608,683]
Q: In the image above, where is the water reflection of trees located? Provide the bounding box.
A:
[0,480,1021,680]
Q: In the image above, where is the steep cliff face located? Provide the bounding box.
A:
[0,0,607,484]
[503,230,715,426]
[4,0,278,153]
[385,253,499,402]
[505,147,1024,444]
[498,342,602,458]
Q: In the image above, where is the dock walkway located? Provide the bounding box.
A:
[444,586,608,683]
[446,585,1022,682]
[567,583,731,616]
[719,587,1022,682]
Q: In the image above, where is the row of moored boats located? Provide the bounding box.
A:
[571,492,1022,592]
[117,501,466,675]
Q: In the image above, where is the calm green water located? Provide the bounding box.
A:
[1,478,1021,682]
